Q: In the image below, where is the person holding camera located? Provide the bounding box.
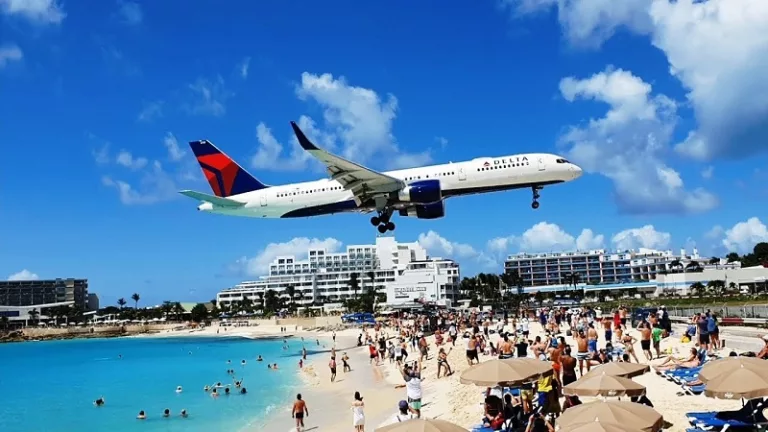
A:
[524,412,554,432]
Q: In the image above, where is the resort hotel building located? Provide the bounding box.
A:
[505,248,768,297]
[0,278,95,324]
[217,237,461,309]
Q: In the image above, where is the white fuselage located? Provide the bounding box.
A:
[198,153,581,218]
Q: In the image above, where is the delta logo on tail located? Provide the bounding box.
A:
[189,140,268,197]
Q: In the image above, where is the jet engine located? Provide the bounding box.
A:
[398,201,445,219]
[397,179,442,204]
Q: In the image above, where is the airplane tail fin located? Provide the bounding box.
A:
[189,140,269,197]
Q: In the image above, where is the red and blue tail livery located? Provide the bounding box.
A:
[189,140,269,197]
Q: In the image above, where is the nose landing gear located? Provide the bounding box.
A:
[370,209,395,233]
[531,186,542,209]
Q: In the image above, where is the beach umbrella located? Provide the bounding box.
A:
[702,362,768,400]
[376,418,468,432]
[558,401,663,432]
[582,362,650,379]
[459,358,553,387]
[562,372,646,398]
[698,356,767,383]
[559,420,646,432]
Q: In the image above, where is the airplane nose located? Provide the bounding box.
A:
[570,165,583,179]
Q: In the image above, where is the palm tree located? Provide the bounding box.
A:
[366,271,376,294]
[708,257,720,267]
[27,308,39,326]
[728,282,738,294]
[117,298,127,309]
[0,316,9,331]
[131,293,140,310]
[284,286,296,311]
[161,301,174,318]
[349,272,360,299]
[690,282,706,297]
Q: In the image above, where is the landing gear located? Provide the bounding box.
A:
[531,186,542,209]
[371,209,395,233]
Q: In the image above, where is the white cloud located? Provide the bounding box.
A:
[650,0,768,161]
[487,222,604,254]
[101,161,178,205]
[558,67,718,213]
[611,225,671,250]
[705,225,724,240]
[701,166,714,179]
[137,101,163,122]
[185,76,232,117]
[418,231,497,268]
[0,0,65,24]
[163,132,185,161]
[0,44,22,68]
[252,72,432,171]
[239,57,250,79]
[8,269,39,281]
[722,217,768,254]
[504,0,652,48]
[233,237,343,277]
[117,1,142,25]
[251,117,320,171]
[576,229,605,250]
[512,0,768,163]
[116,150,148,170]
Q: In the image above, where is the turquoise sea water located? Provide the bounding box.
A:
[0,336,304,432]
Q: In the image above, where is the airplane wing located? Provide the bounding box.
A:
[179,190,246,208]
[290,121,405,204]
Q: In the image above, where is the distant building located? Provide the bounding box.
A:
[385,259,460,307]
[217,237,460,308]
[0,278,89,310]
[87,293,100,311]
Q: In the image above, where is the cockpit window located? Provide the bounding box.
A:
[555,158,571,164]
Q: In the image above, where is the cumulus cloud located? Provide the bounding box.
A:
[418,231,498,269]
[0,44,22,68]
[8,269,39,281]
[489,222,605,253]
[504,0,652,48]
[251,72,432,171]
[115,150,148,170]
[0,0,65,24]
[163,132,185,161]
[231,237,343,277]
[721,217,768,254]
[612,225,671,250]
[558,67,717,213]
[251,116,323,171]
[512,0,768,163]
[137,101,163,122]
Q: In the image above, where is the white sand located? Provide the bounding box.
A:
[145,321,759,431]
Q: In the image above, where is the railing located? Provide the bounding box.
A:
[666,304,768,319]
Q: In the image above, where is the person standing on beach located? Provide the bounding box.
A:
[292,393,309,432]
[329,356,337,383]
[352,391,365,431]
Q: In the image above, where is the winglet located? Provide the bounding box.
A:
[290,121,319,151]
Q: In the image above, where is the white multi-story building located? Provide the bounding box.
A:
[217,237,460,308]
[504,248,703,287]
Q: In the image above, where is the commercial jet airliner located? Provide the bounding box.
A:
[181,122,583,233]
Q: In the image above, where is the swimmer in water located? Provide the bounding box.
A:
[268,364,272,369]
[240,387,247,394]
[227,360,231,364]
[180,409,188,418]
[257,355,263,361]
[211,388,219,398]
[273,363,279,369]
[203,385,210,392]
[241,360,246,365]
[137,410,146,420]
[176,386,183,393]
[225,387,231,395]
[163,408,170,418]
[94,397,105,407]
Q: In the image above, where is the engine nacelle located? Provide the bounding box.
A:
[397,179,442,204]
[398,201,445,219]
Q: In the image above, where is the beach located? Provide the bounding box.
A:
[137,319,767,432]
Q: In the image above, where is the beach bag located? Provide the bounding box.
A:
[681,335,690,343]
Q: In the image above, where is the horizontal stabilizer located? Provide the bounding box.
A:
[179,190,245,208]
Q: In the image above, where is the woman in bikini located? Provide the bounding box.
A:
[654,347,700,372]
[437,347,453,378]
[621,333,640,363]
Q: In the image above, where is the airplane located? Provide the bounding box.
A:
[180,121,583,233]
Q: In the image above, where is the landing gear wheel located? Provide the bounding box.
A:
[377,224,388,234]
[370,216,380,226]
[531,201,540,209]
[386,222,395,231]
[531,186,542,210]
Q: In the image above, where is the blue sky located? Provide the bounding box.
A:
[2,0,767,306]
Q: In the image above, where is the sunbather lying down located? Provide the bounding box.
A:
[654,348,700,372]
